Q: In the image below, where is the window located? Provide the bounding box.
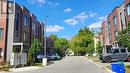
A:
[121,49,126,53]
[113,16,117,25]
[0,28,3,40]
[24,32,28,42]
[109,33,112,41]
[24,15,29,27]
[108,22,111,30]
[127,3,130,16]
[113,49,119,54]
[115,31,118,37]
[15,12,19,37]
[8,1,14,14]
[1,2,7,14]
[32,21,36,31]
[0,48,2,58]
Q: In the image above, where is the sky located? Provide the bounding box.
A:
[16,0,123,40]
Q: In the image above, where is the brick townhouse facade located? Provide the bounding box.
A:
[0,1,8,63]
[0,1,44,65]
[101,0,130,53]
[125,0,130,26]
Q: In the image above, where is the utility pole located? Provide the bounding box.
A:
[42,15,48,66]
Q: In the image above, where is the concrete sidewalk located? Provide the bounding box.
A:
[0,60,61,73]
[10,66,42,72]
[0,66,42,73]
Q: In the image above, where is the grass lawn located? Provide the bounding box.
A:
[125,65,130,73]
[33,63,43,67]
[87,56,100,62]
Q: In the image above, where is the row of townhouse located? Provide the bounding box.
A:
[100,0,130,53]
[0,1,44,65]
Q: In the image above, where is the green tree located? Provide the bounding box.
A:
[54,38,69,56]
[28,38,42,64]
[50,34,58,41]
[96,42,103,55]
[69,27,94,55]
[118,22,130,49]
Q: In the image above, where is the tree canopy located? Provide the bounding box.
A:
[118,22,130,49]
[69,27,94,55]
[49,34,69,57]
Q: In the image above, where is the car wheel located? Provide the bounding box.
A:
[104,57,111,63]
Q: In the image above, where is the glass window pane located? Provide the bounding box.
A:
[121,49,126,53]
[127,4,130,16]
[0,28,3,40]
[114,49,119,53]
[1,2,7,13]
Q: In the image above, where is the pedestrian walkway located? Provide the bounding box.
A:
[10,66,42,72]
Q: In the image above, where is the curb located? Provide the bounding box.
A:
[9,66,43,72]
[86,58,112,73]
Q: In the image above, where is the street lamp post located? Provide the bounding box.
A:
[42,16,48,66]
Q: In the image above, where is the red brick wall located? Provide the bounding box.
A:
[0,2,7,63]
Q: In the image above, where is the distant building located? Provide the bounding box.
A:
[93,34,99,51]
[46,37,54,54]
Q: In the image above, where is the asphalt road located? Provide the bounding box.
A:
[11,56,109,73]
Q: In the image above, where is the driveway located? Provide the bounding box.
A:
[10,56,109,73]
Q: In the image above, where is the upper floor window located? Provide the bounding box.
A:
[8,1,14,14]
[115,31,118,37]
[109,33,112,41]
[24,32,28,42]
[24,15,29,27]
[32,21,36,31]
[0,48,2,58]
[113,16,117,25]
[15,12,19,37]
[0,28,3,40]
[1,1,7,14]
[127,3,130,16]
[107,22,111,30]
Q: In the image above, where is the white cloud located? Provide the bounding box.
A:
[64,18,78,26]
[88,16,107,29]
[98,16,107,21]
[64,8,72,13]
[74,12,88,23]
[28,0,60,7]
[28,0,46,6]
[46,25,64,32]
[89,12,97,18]
[48,2,60,6]
[38,0,45,4]
[88,21,102,29]
[64,12,88,26]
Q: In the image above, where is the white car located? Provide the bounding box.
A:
[47,53,60,60]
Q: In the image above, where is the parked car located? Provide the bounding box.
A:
[100,47,130,63]
[47,53,60,60]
